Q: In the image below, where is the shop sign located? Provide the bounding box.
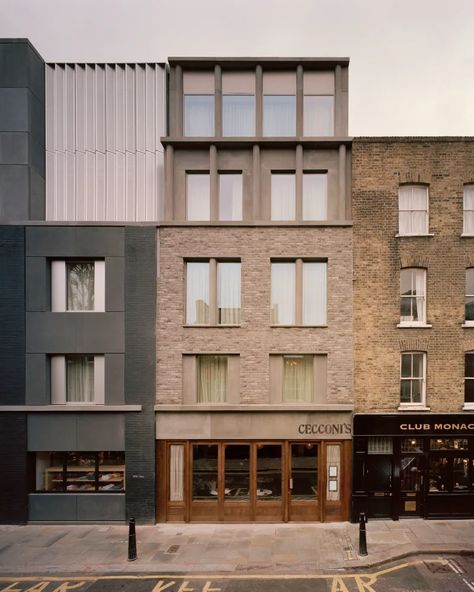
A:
[400,422,474,432]
[354,414,474,436]
[298,422,352,436]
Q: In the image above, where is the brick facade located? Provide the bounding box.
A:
[353,138,474,413]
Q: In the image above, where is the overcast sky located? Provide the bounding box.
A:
[1,0,473,136]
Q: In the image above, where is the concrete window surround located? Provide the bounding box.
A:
[51,260,105,312]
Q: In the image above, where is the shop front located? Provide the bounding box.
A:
[156,410,352,523]
[352,414,474,521]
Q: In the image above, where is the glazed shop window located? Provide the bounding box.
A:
[398,185,429,235]
[186,260,241,325]
[224,444,250,500]
[51,355,104,404]
[430,438,469,451]
[263,72,296,136]
[400,268,426,325]
[183,71,214,137]
[303,71,335,136]
[257,444,282,500]
[400,352,426,406]
[271,260,327,325]
[465,270,474,323]
[186,173,210,221]
[463,185,474,235]
[192,444,218,500]
[429,456,473,492]
[466,353,474,404]
[34,452,125,493]
[51,260,105,312]
[222,71,255,137]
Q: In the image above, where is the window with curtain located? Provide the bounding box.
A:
[67,262,95,310]
[223,96,255,136]
[282,355,314,402]
[184,95,214,136]
[217,262,241,324]
[263,96,296,136]
[466,269,474,322]
[66,355,94,403]
[303,96,334,136]
[303,173,328,220]
[400,352,426,405]
[186,262,210,324]
[197,355,228,403]
[399,185,429,235]
[463,185,474,234]
[169,444,184,501]
[271,174,295,220]
[465,353,474,404]
[219,174,243,221]
[186,174,210,221]
[271,262,295,324]
[400,268,426,324]
[302,262,327,325]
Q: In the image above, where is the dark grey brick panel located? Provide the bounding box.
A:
[0,413,27,523]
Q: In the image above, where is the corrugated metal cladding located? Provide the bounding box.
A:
[45,63,166,222]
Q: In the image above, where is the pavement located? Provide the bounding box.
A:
[1,519,474,576]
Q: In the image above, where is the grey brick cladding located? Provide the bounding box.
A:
[353,138,474,413]
[156,226,353,405]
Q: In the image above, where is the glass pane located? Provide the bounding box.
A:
[283,355,313,402]
[400,379,411,403]
[225,445,250,500]
[399,211,411,235]
[256,444,282,500]
[401,438,423,453]
[466,269,474,296]
[411,186,428,210]
[169,445,184,501]
[271,174,295,220]
[411,211,427,234]
[197,355,227,403]
[464,211,474,234]
[187,174,210,221]
[271,262,295,324]
[98,452,125,492]
[401,354,411,378]
[466,297,474,321]
[192,444,218,500]
[368,437,393,454]
[66,355,94,402]
[186,262,210,324]
[453,457,470,490]
[399,188,411,210]
[465,379,474,403]
[66,452,96,492]
[429,456,449,492]
[36,452,64,492]
[400,455,422,491]
[303,95,334,136]
[464,185,474,210]
[263,95,296,136]
[302,174,327,220]
[302,262,327,325]
[411,379,422,403]
[465,354,474,378]
[219,174,242,221]
[222,95,255,136]
[184,95,214,137]
[291,443,318,499]
[326,444,341,501]
[67,262,94,311]
[400,269,412,296]
[430,438,469,450]
[400,297,413,322]
[412,354,424,378]
[217,262,241,324]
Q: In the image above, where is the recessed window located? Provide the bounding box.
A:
[399,185,429,235]
[197,355,228,403]
[303,71,335,136]
[463,185,474,234]
[222,71,255,136]
[400,268,426,324]
[183,354,240,404]
[465,353,474,404]
[219,173,243,221]
[51,260,105,312]
[303,173,327,220]
[51,354,104,404]
[271,174,295,220]
[271,260,326,326]
[186,173,210,221]
[186,260,241,325]
[183,71,215,137]
[466,269,474,323]
[263,72,296,137]
[400,352,426,405]
[282,355,314,402]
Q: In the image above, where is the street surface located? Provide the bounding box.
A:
[2,555,474,592]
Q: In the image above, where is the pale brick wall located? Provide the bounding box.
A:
[353,138,474,413]
[156,226,353,405]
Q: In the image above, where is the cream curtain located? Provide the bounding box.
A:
[217,262,241,324]
[67,262,94,310]
[66,356,94,402]
[187,174,210,221]
[184,95,214,136]
[271,262,295,324]
[303,95,334,136]
[302,174,327,221]
[464,185,474,234]
[414,269,426,323]
[302,262,327,325]
[271,174,295,220]
[222,96,255,136]
[186,262,210,324]
[219,174,243,221]
[263,95,296,136]
[169,445,184,501]
[198,355,227,403]
[399,186,427,234]
[283,355,313,402]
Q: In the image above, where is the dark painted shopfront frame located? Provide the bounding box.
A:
[157,440,351,523]
[352,414,474,520]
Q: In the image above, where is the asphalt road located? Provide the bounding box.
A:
[2,555,474,592]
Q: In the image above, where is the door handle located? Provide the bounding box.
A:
[289,478,293,490]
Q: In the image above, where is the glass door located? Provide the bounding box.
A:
[191,443,219,520]
[288,442,320,521]
[223,444,251,520]
[255,443,284,521]
[400,438,424,516]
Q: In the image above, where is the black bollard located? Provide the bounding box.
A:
[358,512,368,556]
[128,517,137,561]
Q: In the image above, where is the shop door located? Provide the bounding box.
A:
[400,438,424,517]
[288,442,320,521]
[366,455,392,518]
[223,443,251,521]
[255,443,284,521]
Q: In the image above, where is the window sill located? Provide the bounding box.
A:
[0,405,142,412]
[462,322,474,328]
[397,323,432,329]
[395,233,434,238]
[462,403,474,411]
[397,404,431,411]
[155,403,354,412]
[461,234,474,238]
[270,324,328,328]
[183,324,241,328]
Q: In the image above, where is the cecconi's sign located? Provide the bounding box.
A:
[400,422,474,431]
[298,423,352,435]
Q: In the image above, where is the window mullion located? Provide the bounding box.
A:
[210,259,218,325]
[295,259,303,325]
[295,144,303,221]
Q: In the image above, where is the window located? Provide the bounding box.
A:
[183,354,239,404]
[186,173,210,221]
[197,355,228,403]
[51,260,105,312]
[463,185,474,234]
[183,71,215,137]
[303,173,327,220]
[400,352,426,405]
[271,174,295,220]
[399,185,429,235]
[33,451,125,493]
[465,353,474,404]
[400,268,426,325]
[219,173,242,221]
[263,72,296,136]
[271,172,327,221]
[51,354,104,404]
[303,71,335,136]
[222,71,255,136]
[466,269,474,323]
[271,260,326,325]
[270,354,327,403]
[186,260,241,325]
